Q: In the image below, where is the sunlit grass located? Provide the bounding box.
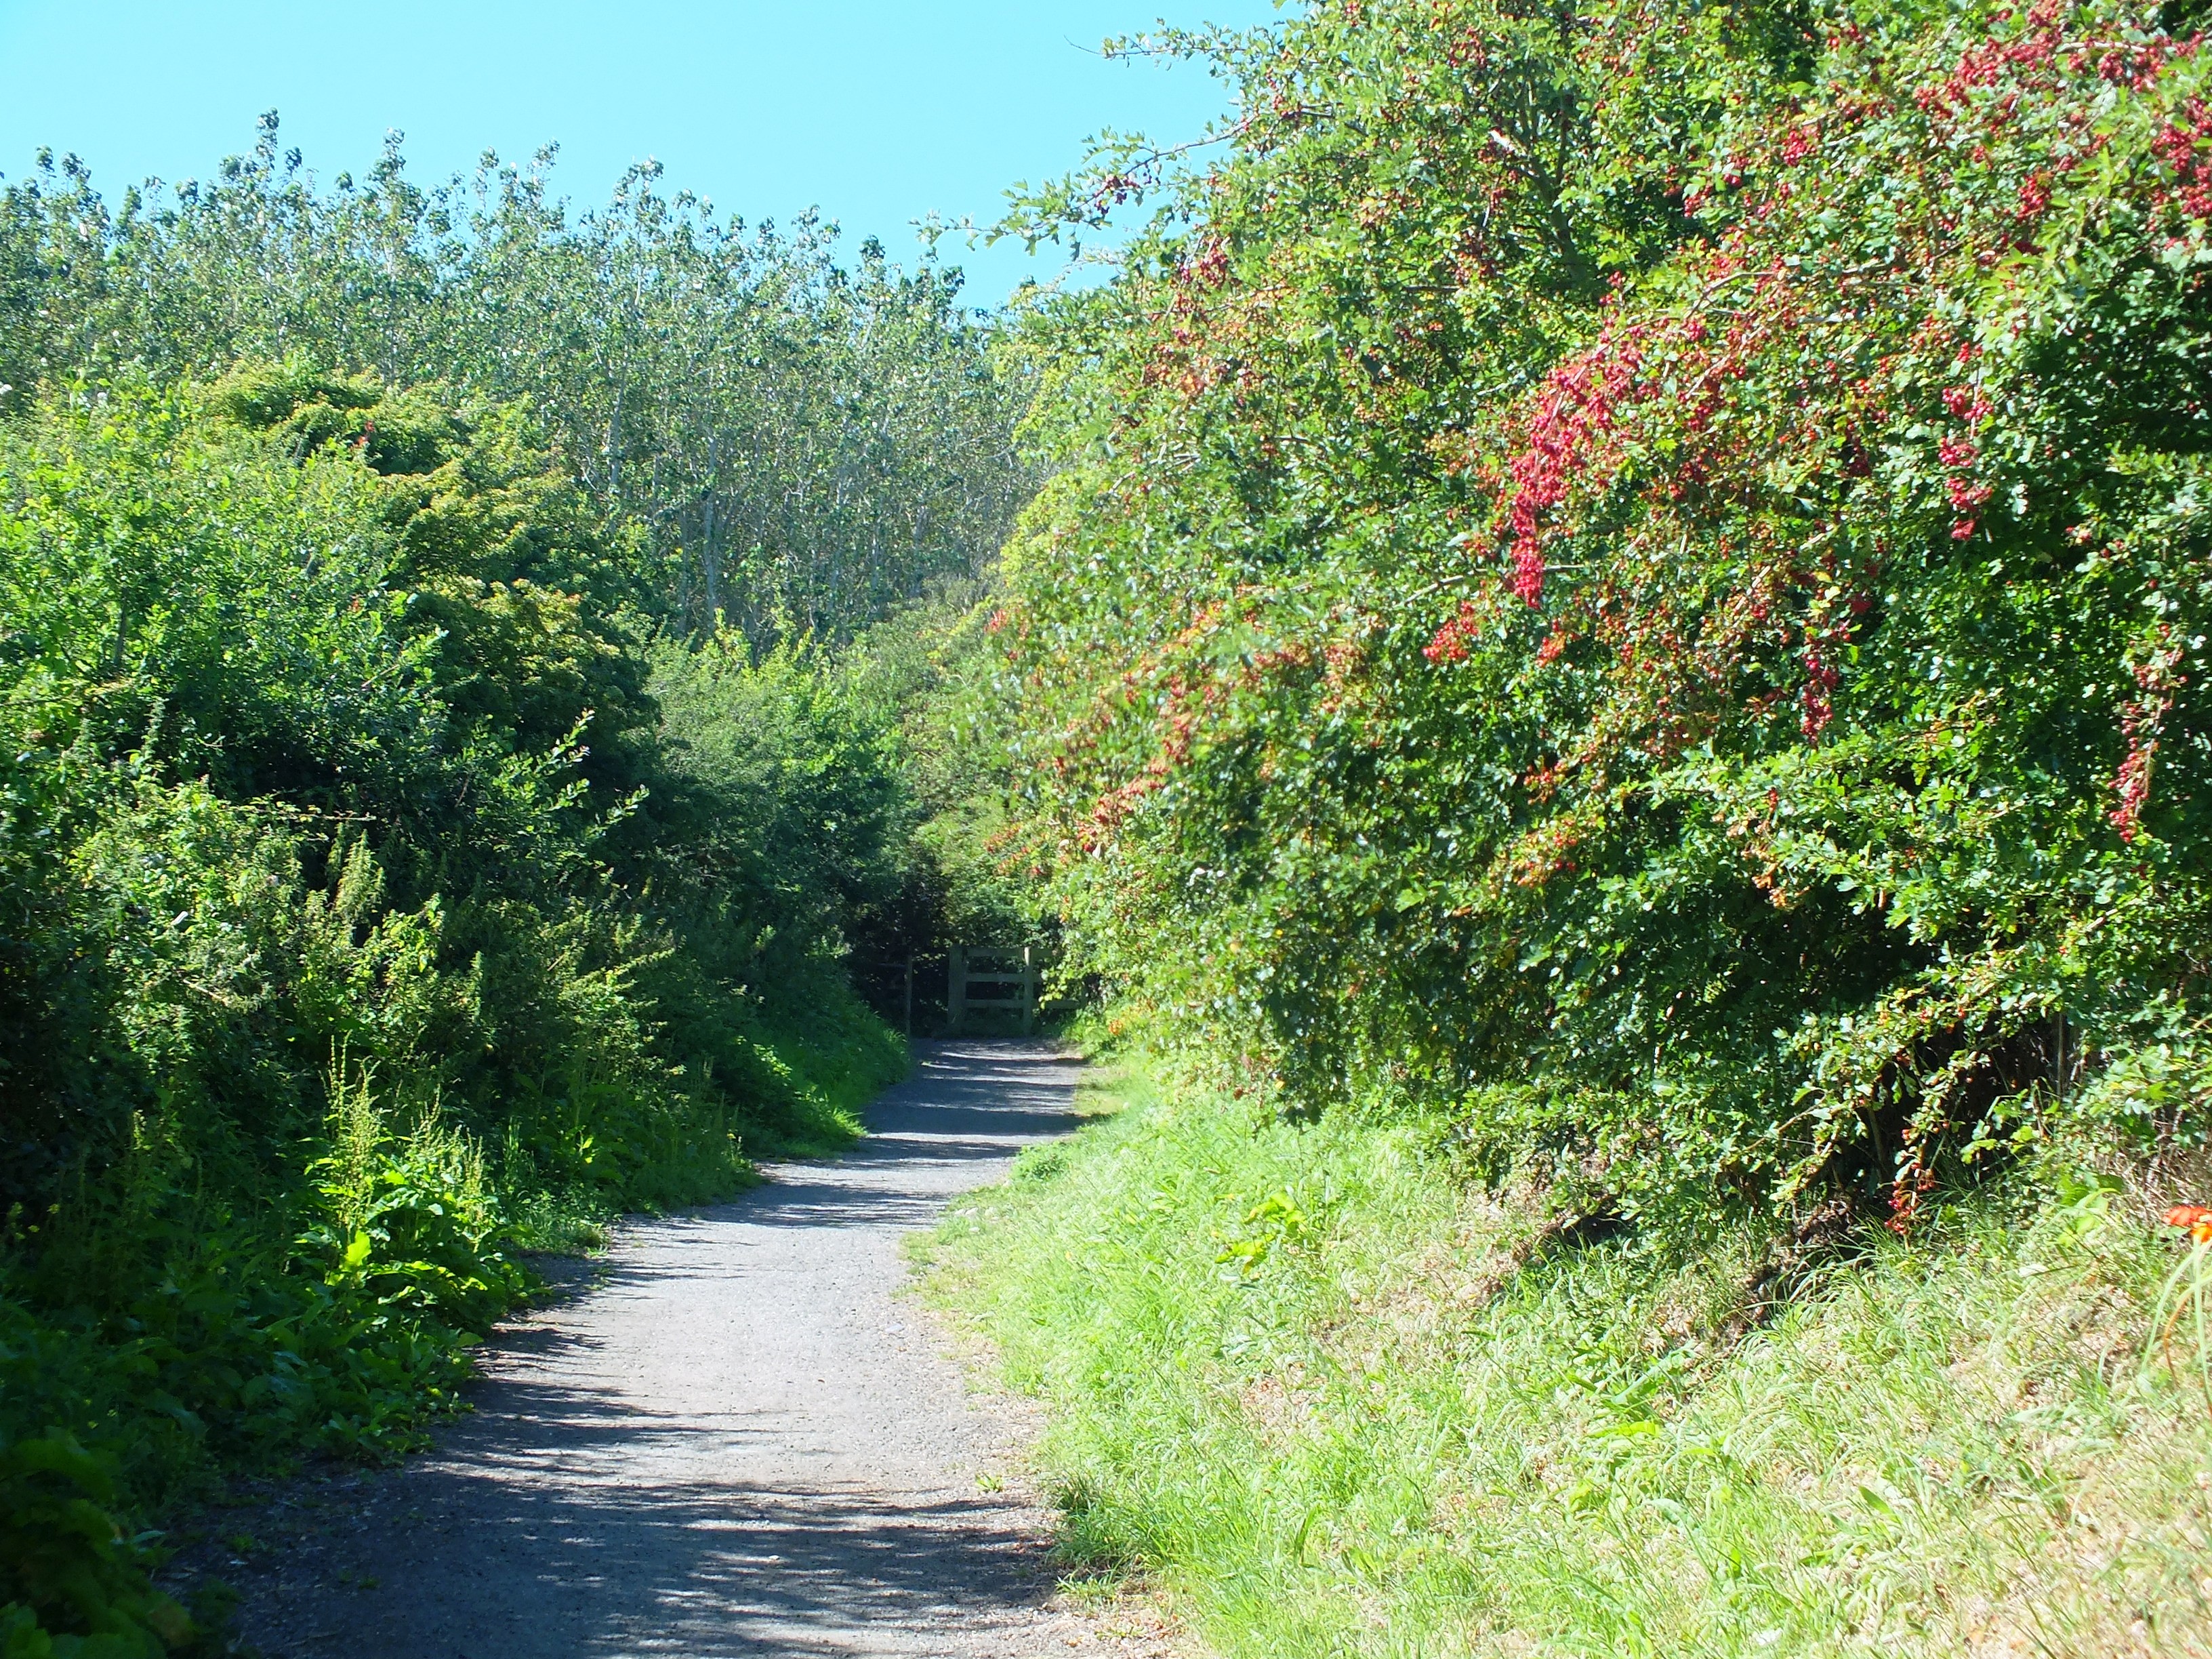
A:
[504,1187,615,1256]
[920,1055,2212,1658]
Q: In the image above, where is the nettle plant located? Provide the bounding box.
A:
[1000,0,2212,1223]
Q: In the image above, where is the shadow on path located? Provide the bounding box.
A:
[220,1040,1098,1659]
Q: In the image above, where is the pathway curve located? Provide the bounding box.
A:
[221,1041,1163,1658]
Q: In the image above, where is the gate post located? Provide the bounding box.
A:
[947,945,968,1036]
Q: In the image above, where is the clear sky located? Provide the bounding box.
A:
[0,1,1279,306]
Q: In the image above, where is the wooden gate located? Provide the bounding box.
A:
[946,944,1039,1036]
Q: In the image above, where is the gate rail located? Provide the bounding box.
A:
[947,943,1038,1036]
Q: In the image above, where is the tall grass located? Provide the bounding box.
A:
[922,1053,2212,1658]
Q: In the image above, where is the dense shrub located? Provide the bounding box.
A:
[0,371,911,1648]
[994,0,2212,1225]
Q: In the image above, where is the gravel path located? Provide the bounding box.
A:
[215,1040,1173,1658]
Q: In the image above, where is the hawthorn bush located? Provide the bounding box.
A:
[998,0,2212,1224]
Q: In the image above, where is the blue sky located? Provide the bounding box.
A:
[0,1,1279,305]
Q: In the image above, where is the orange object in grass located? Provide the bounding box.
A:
[2165,1204,2212,1244]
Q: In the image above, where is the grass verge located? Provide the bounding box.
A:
[918,1046,2212,1658]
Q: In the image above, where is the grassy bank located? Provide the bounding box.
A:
[921,1042,2212,1659]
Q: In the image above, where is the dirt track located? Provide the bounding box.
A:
[215,1041,1168,1658]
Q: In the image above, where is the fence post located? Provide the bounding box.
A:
[948,945,968,1036]
[1021,943,1036,1036]
[904,955,914,1038]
